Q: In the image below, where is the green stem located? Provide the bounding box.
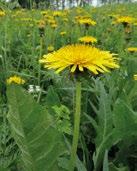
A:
[37,38,43,103]
[69,81,81,171]
[29,0,32,9]
[38,37,43,86]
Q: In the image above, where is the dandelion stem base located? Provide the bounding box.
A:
[69,81,81,171]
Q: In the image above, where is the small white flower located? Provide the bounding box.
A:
[28,85,35,93]
[28,89,34,93]
[35,85,41,92]
[29,85,34,89]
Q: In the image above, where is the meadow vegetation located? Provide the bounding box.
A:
[0,3,137,171]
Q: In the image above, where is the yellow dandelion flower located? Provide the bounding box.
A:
[127,47,137,52]
[60,31,67,36]
[7,76,25,85]
[41,11,48,16]
[38,20,45,29]
[51,23,58,28]
[48,19,56,24]
[53,11,62,17]
[114,16,135,24]
[78,18,96,26]
[39,44,119,74]
[0,10,6,17]
[134,74,137,80]
[45,15,53,20]
[79,36,97,44]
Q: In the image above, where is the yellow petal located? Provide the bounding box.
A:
[71,65,77,72]
[55,66,67,73]
[78,65,84,71]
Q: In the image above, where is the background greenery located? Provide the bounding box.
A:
[0,2,137,171]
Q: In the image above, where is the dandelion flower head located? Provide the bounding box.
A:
[78,18,96,26]
[7,76,25,85]
[127,47,137,52]
[114,16,135,24]
[39,44,119,74]
[79,36,97,44]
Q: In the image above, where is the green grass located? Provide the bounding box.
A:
[0,3,137,171]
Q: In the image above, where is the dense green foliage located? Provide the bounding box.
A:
[0,3,137,171]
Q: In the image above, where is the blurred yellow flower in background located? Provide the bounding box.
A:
[51,23,58,28]
[60,31,67,36]
[79,36,97,44]
[78,18,96,26]
[134,74,137,80]
[41,11,48,16]
[38,20,45,29]
[53,11,62,17]
[127,47,137,52]
[114,16,135,24]
[48,19,56,24]
[7,76,25,85]
[0,10,6,17]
